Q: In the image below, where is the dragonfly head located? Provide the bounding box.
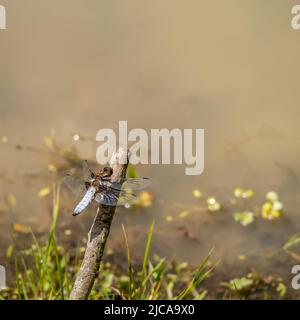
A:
[100,166,113,178]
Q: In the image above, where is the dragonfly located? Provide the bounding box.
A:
[63,161,151,216]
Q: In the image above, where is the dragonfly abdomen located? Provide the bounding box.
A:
[73,186,96,216]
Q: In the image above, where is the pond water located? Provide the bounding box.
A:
[0,0,300,287]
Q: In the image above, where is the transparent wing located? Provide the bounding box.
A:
[82,160,95,179]
[62,175,86,196]
[100,177,151,191]
[94,190,138,206]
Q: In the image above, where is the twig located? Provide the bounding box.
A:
[69,148,129,300]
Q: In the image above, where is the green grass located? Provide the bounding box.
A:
[6,184,73,300]
[0,185,215,300]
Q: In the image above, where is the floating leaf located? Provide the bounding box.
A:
[38,187,51,198]
[273,201,283,211]
[137,191,153,207]
[266,191,279,202]
[12,223,31,234]
[261,191,283,220]
[261,205,274,219]
[234,187,254,199]
[238,255,246,261]
[233,211,255,226]
[193,189,202,199]
[207,197,216,205]
[208,203,221,212]
[179,210,190,219]
[261,201,282,220]
[5,193,17,208]
[242,189,254,199]
[207,197,221,212]
[234,188,243,198]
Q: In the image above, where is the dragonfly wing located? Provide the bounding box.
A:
[94,192,119,206]
[122,178,151,190]
[62,175,86,196]
[117,191,139,205]
[95,190,138,206]
[100,177,151,191]
[82,160,95,179]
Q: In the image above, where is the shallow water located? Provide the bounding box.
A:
[0,0,300,282]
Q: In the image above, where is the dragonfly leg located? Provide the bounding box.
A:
[85,181,91,190]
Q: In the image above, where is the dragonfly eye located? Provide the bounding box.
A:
[103,167,113,177]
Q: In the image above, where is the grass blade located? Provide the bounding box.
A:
[142,221,154,279]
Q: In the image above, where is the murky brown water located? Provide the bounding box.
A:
[1,1,300,287]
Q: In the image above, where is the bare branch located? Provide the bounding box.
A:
[69,148,128,300]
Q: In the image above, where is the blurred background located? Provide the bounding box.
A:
[0,0,300,298]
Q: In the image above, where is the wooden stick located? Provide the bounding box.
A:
[69,148,128,300]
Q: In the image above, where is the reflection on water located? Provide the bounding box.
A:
[0,1,300,279]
